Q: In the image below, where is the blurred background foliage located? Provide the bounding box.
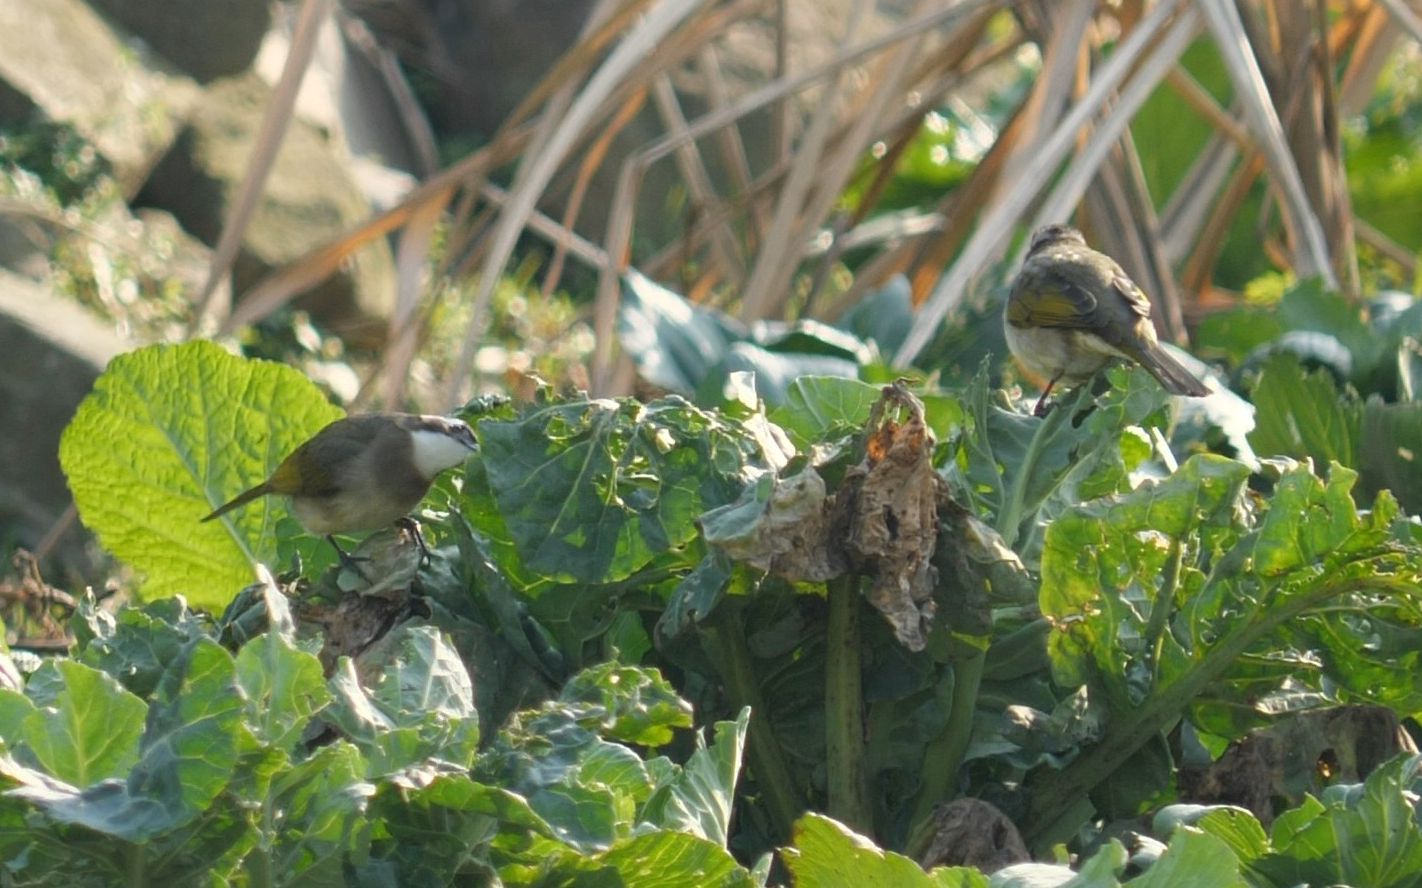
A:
[3,0,1422,636]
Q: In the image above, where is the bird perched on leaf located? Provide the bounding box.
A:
[1004,224,1209,415]
[202,413,477,568]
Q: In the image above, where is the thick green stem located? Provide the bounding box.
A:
[996,405,1071,548]
[1022,573,1413,845]
[908,647,985,835]
[825,575,871,830]
[124,842,145,886]
[1145,538,1185,684]
[705,607,803,839]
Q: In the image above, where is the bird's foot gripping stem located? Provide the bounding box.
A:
[395,517,432,564]
[1031,375,1060,417]
[325,534,373,582]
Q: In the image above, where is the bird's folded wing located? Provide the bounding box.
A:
[1110,270,1153,320]
[1007,268,1101,331]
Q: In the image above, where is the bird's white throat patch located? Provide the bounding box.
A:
[410,428,475,478]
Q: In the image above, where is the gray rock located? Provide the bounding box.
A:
[0,0,198,196]
[0,212,55,282]
[138,74,395,348]
[0,271,129,553]
[87,0,271,83]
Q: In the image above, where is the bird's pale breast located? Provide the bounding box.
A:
[1003,322,1123,387]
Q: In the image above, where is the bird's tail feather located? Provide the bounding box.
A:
[202,482,272,522]
[1135,342,1209,397]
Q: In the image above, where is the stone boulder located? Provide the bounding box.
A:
[0,0,198,196]
[86,0,271,83]
[137,74,395,348]
[0,271,129,561]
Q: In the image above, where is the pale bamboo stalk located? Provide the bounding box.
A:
[1165,68,1251,148]
[799,4,998,318]
[1180,153,1264,295]
[1375,0,1422,45]
[592,160,645,394]
[749,0,943,321]
[1032,10,1201,235]
[1158,131,1237,264]
[1195,0,1337,287]
[1354,217,1419,279]
[481,182,614,271]
[445,0,706,406]
[698,46,763,238]
[772,0,790,161]
[651,72,746,282]
[894,0,1186,366]
[338,11,439,176]
[375,197,445,407]
[1338,4,1397,116]
[627,0,1001,177]
[543,87,648,298]
[999,0,1095,187]
[191,0,332,333]
[736,0,872,322]
[218,124,534,334]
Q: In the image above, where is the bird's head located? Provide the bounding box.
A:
[1027,224,1086,256]
[405,415,478,479]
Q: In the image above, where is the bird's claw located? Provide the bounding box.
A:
[325,534,373,583]
[395,517,432,565]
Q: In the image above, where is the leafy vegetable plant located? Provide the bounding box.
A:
[6,337,1422,884]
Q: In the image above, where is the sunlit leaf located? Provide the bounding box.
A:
[58,341,343,608]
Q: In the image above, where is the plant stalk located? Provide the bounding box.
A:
[705,606,803,839]
[124,842,145,886]
[825,575,871,831]
[908,646,985,834]
[1144,536,1185,685]
[997,400,1072,548]
[1021,572,1413,845]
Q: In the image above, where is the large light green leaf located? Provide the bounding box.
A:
[570,830,756,886]
[1248,463,1372,577]
[234,628,330,753]
[1125,828,1246,887]
[366,772,563,883]
[477,395,780,584]
[640,708,748,846]
[783,813,988,887]
[558,661,692,748]
[958,362,1174,564]
[20,659,145,787]
[1247,352,1360,471]
[1251,755,1422,888]
[1026,453,1422,843]
[1040,455,1250,700]
[8,637,242,842]
[325,625,479,776]
[771,375,882,448]
[59,341,343,608]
